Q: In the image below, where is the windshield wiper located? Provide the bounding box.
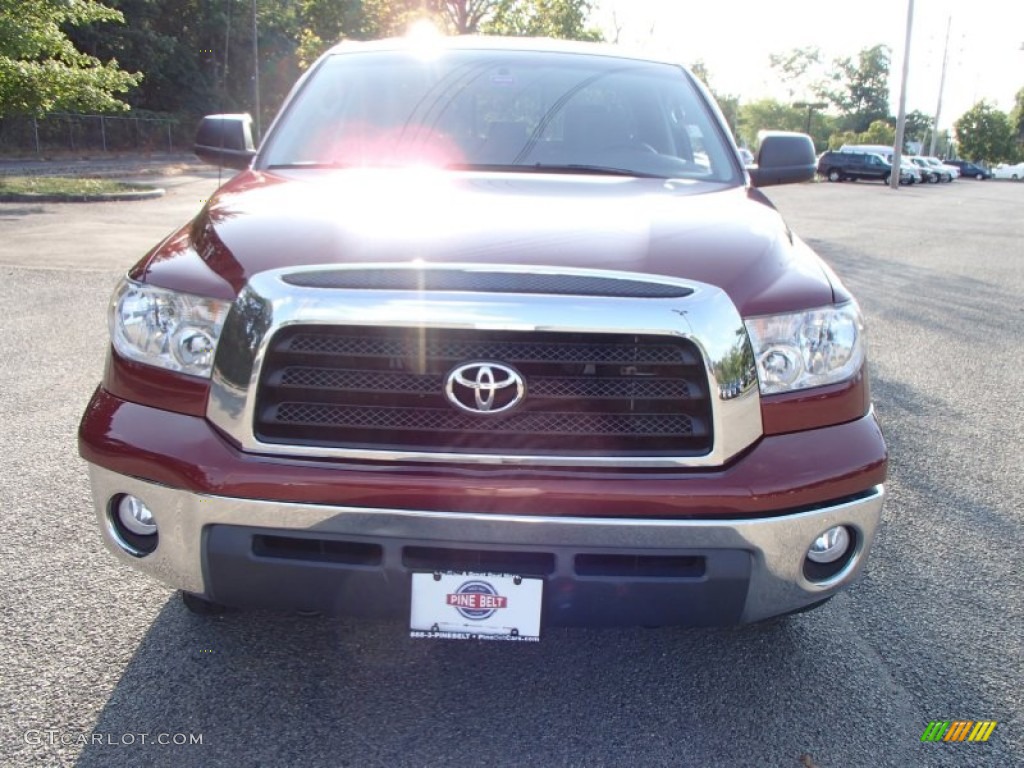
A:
[448,163,665,179]
[265,161,349,170]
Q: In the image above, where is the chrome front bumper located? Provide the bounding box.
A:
[88,463,884,624]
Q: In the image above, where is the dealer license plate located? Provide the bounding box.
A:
[410,571,543,642]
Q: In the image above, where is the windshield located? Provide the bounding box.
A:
[260,48,740,183]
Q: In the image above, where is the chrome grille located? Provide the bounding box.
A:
[281,269,695,297]
[254,326,713,457]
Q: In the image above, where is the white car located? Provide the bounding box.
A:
[899,159,922,184]
[908,156,950,183]
[992,162,1024,180]
[922,156,957,180]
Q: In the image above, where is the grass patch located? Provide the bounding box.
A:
[0,175,144,197]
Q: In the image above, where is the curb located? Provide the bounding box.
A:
[0,186,165,203]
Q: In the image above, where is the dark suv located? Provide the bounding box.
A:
[945,160,991,180]
[817,151,904,183]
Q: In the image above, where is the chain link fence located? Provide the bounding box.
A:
[0,113,190,156]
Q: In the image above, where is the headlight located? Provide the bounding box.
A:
[744,303,864,395]
[109,278,230,377]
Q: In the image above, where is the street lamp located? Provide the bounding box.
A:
[793,102,827,134]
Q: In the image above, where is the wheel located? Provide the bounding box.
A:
[929,172,939,183]
[882,173,890,185]
[976,172,984,180]
[181,590,228,616]
[827,169,842,182]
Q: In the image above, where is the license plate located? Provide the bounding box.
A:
[410,571,543,642]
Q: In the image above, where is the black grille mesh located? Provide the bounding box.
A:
[254,326,713,457]
[286,334,690,364]
[274,404,695,437]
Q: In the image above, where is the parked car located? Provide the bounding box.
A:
[992,162,1024,180]
[908,156,949,183]
[79,36,886,635]
[944,160,991,179]
[921,156,957,180]
[817,150,912,184]
[899,159,923,184]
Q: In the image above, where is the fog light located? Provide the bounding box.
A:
[807,525,850,564]
[117,495,157,536]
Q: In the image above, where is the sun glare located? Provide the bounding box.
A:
[405,19,445,59]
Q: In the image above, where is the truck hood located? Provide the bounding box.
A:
[135,168,836,316]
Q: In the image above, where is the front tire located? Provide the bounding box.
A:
[828,169,842,182]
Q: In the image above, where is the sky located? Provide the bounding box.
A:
[594,0,1024,129]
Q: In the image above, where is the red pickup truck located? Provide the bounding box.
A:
[79,36,886,639]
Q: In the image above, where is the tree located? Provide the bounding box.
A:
[823,44,891,133]
[902,109,933,147]
[0,0,141,117]
[1007,85,1024,153]
[686,60,738,139]
[768,46,828,103]
[360,0,601,40]
[483,0,602,40]
[440,0,500,33]
[954,101,1017,163]
[738,99,809,148]
[62,0,603,132]
[360,0,432,38]
[858,119,895,146]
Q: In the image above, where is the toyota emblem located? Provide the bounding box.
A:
[445,363,525,415]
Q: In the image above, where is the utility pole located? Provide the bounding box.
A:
[891,0,914,189]
[929,15,952,157]
[252,0,261,142]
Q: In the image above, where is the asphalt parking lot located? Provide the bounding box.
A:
[1,170,1021,767]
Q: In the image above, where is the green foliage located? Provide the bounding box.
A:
[954,101,1018,163]
[356,1,602,40]
[823,44,891,133]
[359,0,431,38]
[689,59,712,88]
[0,174,140,195]
[738,98,836,151]
[765,44,893,150]
[738,99,805,143]
[481,0,602,40]
[440,0,502,34]
[827,131,858,151]
[715,94,740,141]
[686,60,739,140]
[0,0,141,117]
[1011,86,1024,143]
[902,110,933,145]
[859,119,895,146]
[768,46,827,102]
[68,0,603,126]
[825,120,895,151]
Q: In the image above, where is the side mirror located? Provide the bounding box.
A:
[748,131,816,188]
[195,114,256,170]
